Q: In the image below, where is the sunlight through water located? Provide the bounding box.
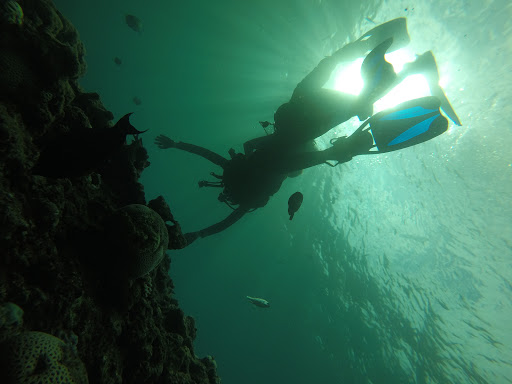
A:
[332,48,432,112]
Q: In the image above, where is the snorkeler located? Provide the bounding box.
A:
[155,18,461,245]
[156,93,450,244]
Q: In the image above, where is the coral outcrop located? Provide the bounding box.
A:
[0,331,88,384]
[107,204,169,280]
[0,1,220,383]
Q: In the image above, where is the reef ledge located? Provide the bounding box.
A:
[0,1,220,383]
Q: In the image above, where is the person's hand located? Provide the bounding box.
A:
[155,135,176,149]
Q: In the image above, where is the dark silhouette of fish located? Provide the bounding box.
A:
[125,14,142,33]
[246,296,270,308]
[133,96,142,106]
[33,113,146,178]
[114,57,122,66]
[288,191,303,220]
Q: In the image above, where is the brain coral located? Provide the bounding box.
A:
[108,204,169,280]
[0,331,88,384]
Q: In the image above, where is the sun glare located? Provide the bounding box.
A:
[330,48,432,113]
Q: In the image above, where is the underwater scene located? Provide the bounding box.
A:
[0,0,511,383]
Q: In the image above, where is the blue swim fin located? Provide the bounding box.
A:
[359,38,397,105]
[400,51,462,126]
[329,96,449,160]
[357,96,448,153]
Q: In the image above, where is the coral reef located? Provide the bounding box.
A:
[0,1,220,383]
[0,1,24,26]
[0,303,24,338]
[0,331,88,384]
[107,204,169,281]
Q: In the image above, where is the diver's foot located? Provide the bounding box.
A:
[327,130,373,163]
[346,130,374,155]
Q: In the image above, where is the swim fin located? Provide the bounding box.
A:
[400,51,462,126]
[333,18,410,62]
[359,37,397,105]
[329,96,448,159]
[356,17,411,54]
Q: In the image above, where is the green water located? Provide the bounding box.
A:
[55,0,512,383]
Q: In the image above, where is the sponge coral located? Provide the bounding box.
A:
[108,204,169,280]
[0,331,88,384]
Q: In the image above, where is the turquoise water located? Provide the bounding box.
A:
[55,0,512,383]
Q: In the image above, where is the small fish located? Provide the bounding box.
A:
[133,96,142,106]
[125,14,142,33]
[33,113,146,178]
[114,57,122,66]
[365,17,377,24]
[246,296,270,308]
[287,191,303,220]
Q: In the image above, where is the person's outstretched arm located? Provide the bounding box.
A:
[155,134,228,168]
[183,206,249,245]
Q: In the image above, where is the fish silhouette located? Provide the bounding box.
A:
[125,14,142,33]
[33,113,146,178]
[288,191,303,220]
[246,296,270,308]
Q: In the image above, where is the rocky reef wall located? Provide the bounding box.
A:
[0,1,219,383]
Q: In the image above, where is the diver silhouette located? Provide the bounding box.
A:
[155,18,461,245]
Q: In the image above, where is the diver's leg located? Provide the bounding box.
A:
[291,55,341,101]
[272,149,336,174]
[272,130,374,174]
[291,18,409,102]
[183,207,248,245]
[243,135,276,155]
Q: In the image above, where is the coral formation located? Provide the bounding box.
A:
[107,204,169,280]
[0,331,88,384]
[148,196,187,249]
[0,302,24,338]
[0,1,24,26]
[0,1,220,383]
